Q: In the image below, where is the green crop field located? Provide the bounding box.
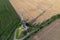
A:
[0,0,20,40]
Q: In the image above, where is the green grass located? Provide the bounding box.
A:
[0,0,20,40]
[16,26,24,39]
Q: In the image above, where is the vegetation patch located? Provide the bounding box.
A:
[0,0,20,40]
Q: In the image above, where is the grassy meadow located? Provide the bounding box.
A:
[0,0,20,40]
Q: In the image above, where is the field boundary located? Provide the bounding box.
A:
[24,14,60,40]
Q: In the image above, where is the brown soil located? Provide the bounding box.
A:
[9,0,60,24]
[28,19,60,40]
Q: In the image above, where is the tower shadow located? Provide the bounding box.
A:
[29,10,46,25]
[28,6,52,25]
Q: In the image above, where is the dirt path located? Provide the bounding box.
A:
[9,0,60,24]
[28,19,60,40]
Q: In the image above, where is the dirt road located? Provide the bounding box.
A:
[28,19,60,40]
[9,0,60,24]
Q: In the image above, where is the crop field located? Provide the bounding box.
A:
[25,14,60,40]
[0,0,60,40]
[28,19,60,40]
[10,0,60,24]
[28,18,60,40]
[0,0,20,40]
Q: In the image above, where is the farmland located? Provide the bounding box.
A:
[24,14,60,40]
[0,0,20,40]
[28,18,60,40]
[10,0,60,24]
[0,0,60,40]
